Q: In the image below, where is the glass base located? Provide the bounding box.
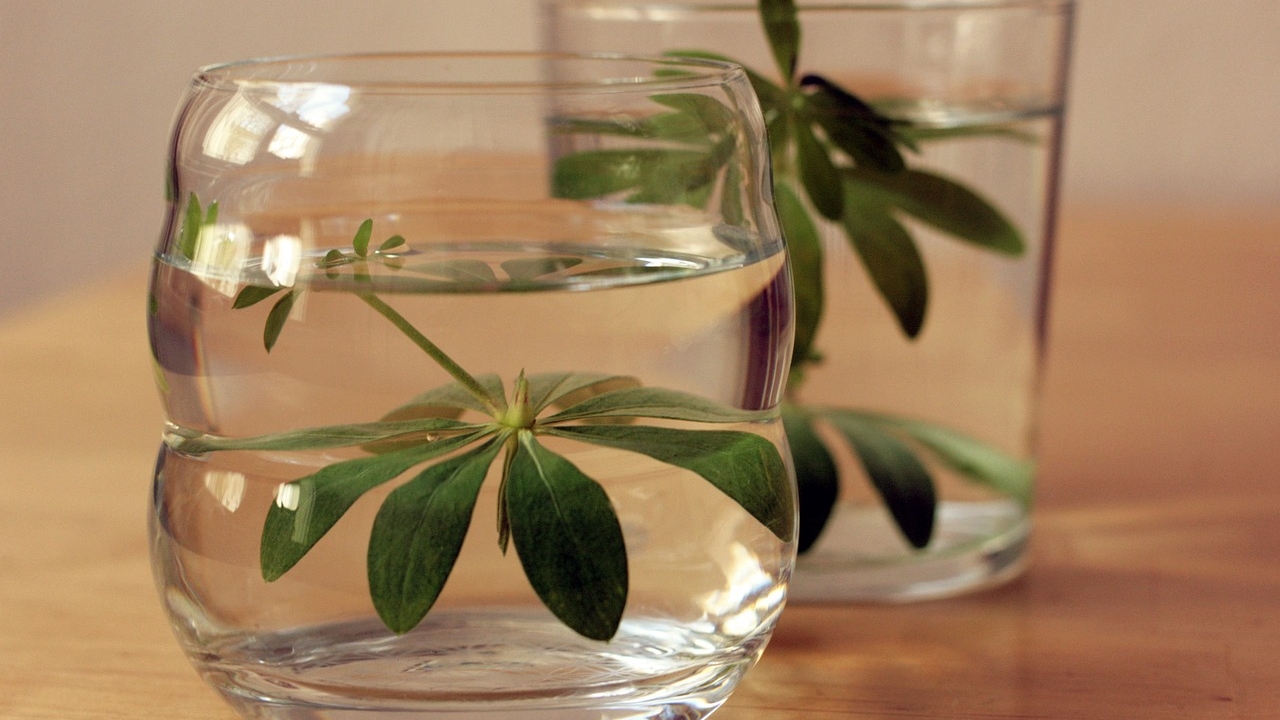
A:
[788,500,1029,602]
[192,612,757,720]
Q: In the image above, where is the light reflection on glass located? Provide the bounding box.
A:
[262,234,303,287]
[191,223,252,297]
[203,93,272,165]
[202,470,246,512]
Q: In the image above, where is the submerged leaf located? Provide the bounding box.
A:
[170,417,477,454]
[782,406,838,553]
[233,284,283,309]
[506,433,628,641]
[260,432,485,581]
[263,290,298,351]
[868,413,1035,506]
[384,374,508,419]
[548,424,793,541]
[500,256,583,281]
[840,190,928,338]
[403,259,499,284]
[543,386,773,425]
[823,411,935,549]
[522,372,641,415]
[368,440,502,634]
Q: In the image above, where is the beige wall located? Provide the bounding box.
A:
[2,0,1276,316]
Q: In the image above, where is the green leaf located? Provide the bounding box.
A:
[645,111,718,144]
[551,149,649,199]
[543,386,774,425]
[378,235,406,253]
[720,156,745,226]
[823,411,935,549]
[552,149,714,202]
[263,290,298,351]
[352,219,373,258]
[800,74,906,174]
[506,432,628,641]
[403,259,498,284]
[759,0,800,81]
[260,432,485,581]
[651,93,735,135]
[170,417,477,454]
[782,406,838,553]
[774,180,823,368]
[868,414,1035,506]
[232,284,283,309]
[840,190,928,338]
[792,120,843,221]
[368,440,502,634]
[500,256,582,280]
[384,374,508,419]
[843,167,1025,255]
[548,425,793,541]
[521,372,641,415]
[178,193,203,260]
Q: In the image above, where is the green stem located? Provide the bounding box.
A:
[357,291,503,416]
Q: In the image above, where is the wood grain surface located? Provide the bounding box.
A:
[2,205,1277,719]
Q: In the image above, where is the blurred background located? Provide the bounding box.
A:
[1,0,1277,317]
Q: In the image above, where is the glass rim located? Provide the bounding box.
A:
[191,50,751,95]
[547,0,1073,11]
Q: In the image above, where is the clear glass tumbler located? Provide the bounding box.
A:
[543,1,1074,601]
[147,52,796,720]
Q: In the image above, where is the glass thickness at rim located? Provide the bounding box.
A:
[553,0,1072,11]
[192,51,749,95]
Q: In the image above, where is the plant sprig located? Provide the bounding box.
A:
[172,206,793,641]
[547,0,1034,552]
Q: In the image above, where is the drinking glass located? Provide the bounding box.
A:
[147,52,796,720]
[544,1,1074,600]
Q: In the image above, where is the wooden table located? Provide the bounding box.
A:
[3,205,1278,719]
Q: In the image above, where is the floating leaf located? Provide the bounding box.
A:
[782,406,838,553]
[823,411,935,549]
[260,432,485,581]
[549,425,793,540]
[840,190,928,338]
[378,235,406,253]
[352,219,373,258]
[368,440,501,634]
[843,167,1025,255]
[507,432,628,641]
